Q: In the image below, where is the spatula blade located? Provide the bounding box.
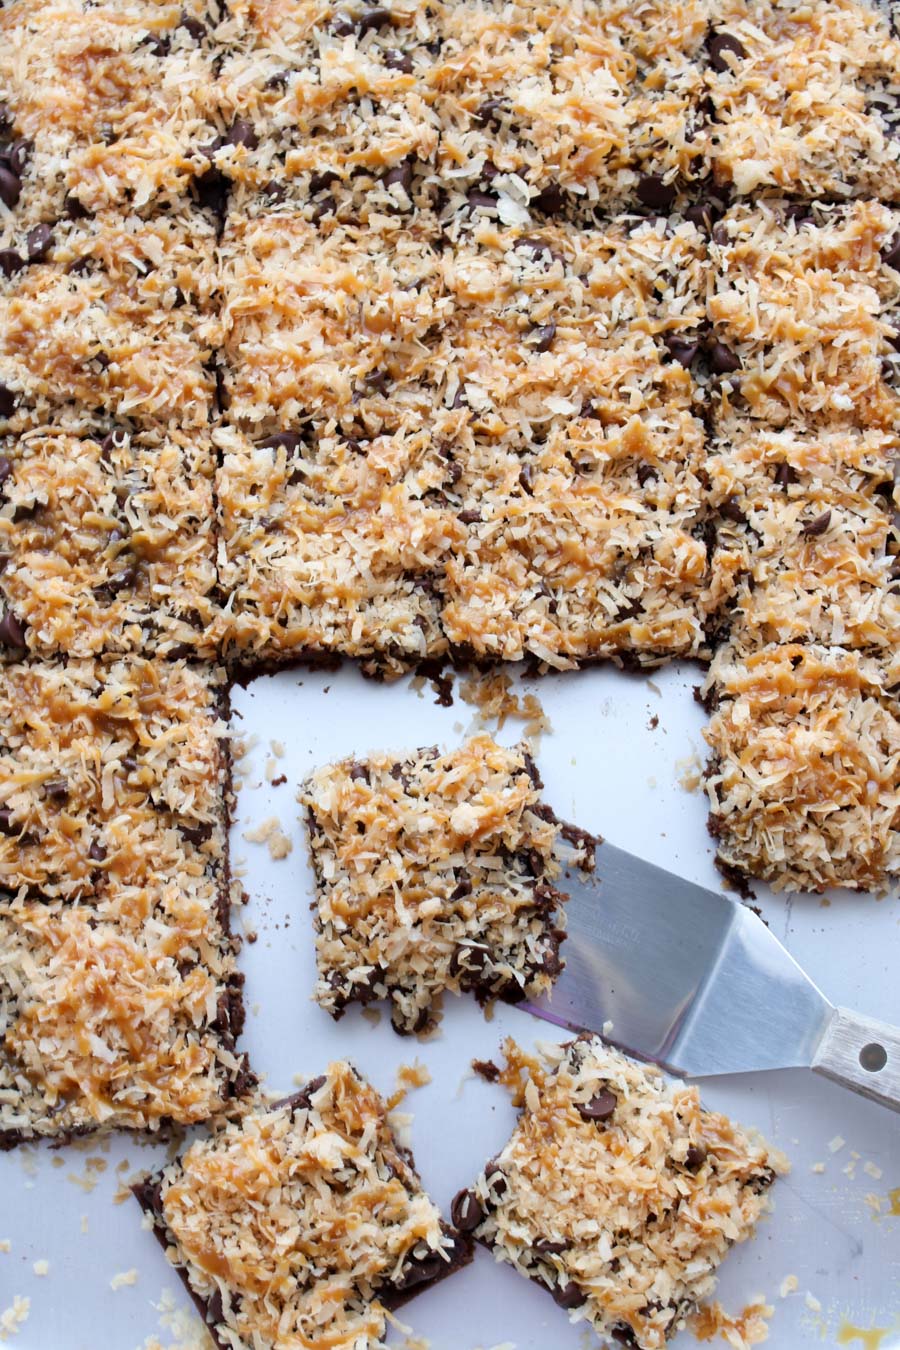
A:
[521,842,834,1078]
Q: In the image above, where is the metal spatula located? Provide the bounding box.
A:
[522,841,900,1113]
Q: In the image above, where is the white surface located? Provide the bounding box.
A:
[2,661,899,1349]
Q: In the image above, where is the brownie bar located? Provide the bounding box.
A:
[0,426,217,659]
[0,212,220,434]
[0,897,250,1147]
[705,420,900,654]
[454,1036,786,1350]
[704,0,900,202]
[706,199,900,430]
[218,210,443,435]
[0,0,222,233]
[702,642,900,892]
[0,657,229,903]
[133,1062,472,1350]
[300,735,582,1034]
[213,420,457,671]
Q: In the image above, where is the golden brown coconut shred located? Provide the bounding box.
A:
[133,1062,470,1350]
[0,426,218,660]
[703,642,900,893]
[458,1037,787,1350]
[300,735,576,1033]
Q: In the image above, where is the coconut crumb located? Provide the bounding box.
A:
[0,1243,8,1255]
[0,1297,29,1341]
[805,1293,823,1313]
[778,1275,798,1298]
[690,1299,773,1348]
[828,1135,846,1153]
[110,1269,139,1291]
[387,1061,432,1110]
[864,1161,883,1180]
[270,740,285,759]
[459,671,551,739]
[80,1215,89,1236]
[242,816,293,860]
[676,751,703,793]
[32,1261,49,1277]
[811,1162,826,1173]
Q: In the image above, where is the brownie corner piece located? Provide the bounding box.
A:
[456,1037,787,1350]
[133,1061,472,1350]
[300,735,576,1033]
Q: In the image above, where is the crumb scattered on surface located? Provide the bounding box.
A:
[0,1296,30,1340]
[459,670,550,739]
[111,1269,139,1291]
[32,1261,49,1277]
[828,1135,846,1153]
[778,1275,798,1298]
[690,1298,773,1348]
[864,1161,883,1180]
[676,751,703,793]
[242,816,293,860]
[811,1162,826,1173]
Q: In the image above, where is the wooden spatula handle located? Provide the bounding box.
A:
[811,1007,900,1113]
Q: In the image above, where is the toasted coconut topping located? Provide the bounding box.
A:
[135,1061,467,1350]
[707,199,900,428]
[0,0,222,231]
[705,421,900,654]
[466,1037,787,1350]
[0,212,220,434]
[0,426,217,659]
[705,0,900,202]
[703,643,900,892]
[300,735,574,1033]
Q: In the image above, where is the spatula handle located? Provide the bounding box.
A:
[811,1007,900,1114]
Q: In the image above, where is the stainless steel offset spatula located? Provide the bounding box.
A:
[522,841,900,1113]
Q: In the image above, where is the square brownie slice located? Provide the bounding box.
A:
[133,1062,472,1350]
[702,642,900,892]
[213,420,457,671]
[218,210,443,436]
[454,1036,786,1350]
[0,426,217,659]
[0,657,230,906]
[0,212,220,433]
[0,896,250,1147]
[706,199,900,430]
[704,0,900,203]
[0,0,222,233]
[704,420,900,654]
[300,735,586,1034]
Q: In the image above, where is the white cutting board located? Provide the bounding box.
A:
[2,660,899,1349]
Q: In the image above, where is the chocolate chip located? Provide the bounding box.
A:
[393,1248,445,1291]
[0,809,16,836]
[0,167,21,210]
[180,12,206,40]
[88,840,107,863]
[684,1144,707,1170]
[519,463,535,494]
[383,161,412,194]
[0,385,15,418]
[636,175,676,211]
[179,820,214,846]
[98,565,137,596]
[802,509,831,537]
[348,761,369,781]
[120,756,138,773]
[552,1281,586,1310]
[357,6,393,34]
[475,97,506,127]
[718,495,745,524]
[774,461,797,489]
[882,233,900,270]
[450,1188,484,1232]
[466,189,497,211]
[25,224,53,262]
[43,777,69,801]
[331,12,356,35]
[142,33,170,56]
[0,610,26,648]
[577,1088,617,1122]
[0,249,23,277]
[684,199,719,231]
[0,456,11,488]
[384,48,413,71]
[484,1163,507,1198]
[531,182,566,215]
[531,321,556,352]
[450,873,472,899]
[289,1074,327,1112]
[709,340,741,374]
[708,32,746,72]
[5,140,30,177]
[662,334,700,368]
[534,1238,568,1254]
[265,69,291,90]
[258,430,306,453]
[636,463,658,487]
[458,509,481,525]
[226,119,258,150]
